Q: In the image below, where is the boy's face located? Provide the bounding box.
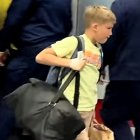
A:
[94,22,114,44]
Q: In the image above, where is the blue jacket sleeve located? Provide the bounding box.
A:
[0,0,34,51]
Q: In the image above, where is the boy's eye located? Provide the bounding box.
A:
[107,27,113,29]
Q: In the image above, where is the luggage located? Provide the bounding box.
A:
[4,36,85,140]
[5,71,85,140]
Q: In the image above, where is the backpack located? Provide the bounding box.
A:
[46,36,85,87]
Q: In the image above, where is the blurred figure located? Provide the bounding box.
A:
[0,0,12,29]
[0,0,72,95]
[0,2,15,140]
[0,0,72,140]
[0,0,12,89]
[100,0,140,140]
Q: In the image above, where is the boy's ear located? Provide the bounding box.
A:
[91,23,98,31]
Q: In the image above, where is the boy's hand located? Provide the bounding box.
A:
[70,58,86,71]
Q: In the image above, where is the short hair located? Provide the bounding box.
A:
[84,5,116,28]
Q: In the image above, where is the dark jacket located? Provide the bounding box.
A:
[0,0,72,54]
[102,0,140,80]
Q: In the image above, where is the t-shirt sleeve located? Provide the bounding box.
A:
[51,36,78,58]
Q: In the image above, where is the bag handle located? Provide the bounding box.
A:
[50,70,78,104]
[73,71,80,108]
[49,36,85,106]
[59,36,85,81]
[50,36,84,105]
[91,120,110,131]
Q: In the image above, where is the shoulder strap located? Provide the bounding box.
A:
[50,36,85,108]
[50,70,77,104]
[60,36,85,81]
[45,36,85,87]
[70,36,85,58]
[73,72,80,108]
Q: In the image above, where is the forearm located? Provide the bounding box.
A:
[36,53,71,68]
[36,48,86,71]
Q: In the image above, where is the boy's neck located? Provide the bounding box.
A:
[84,30,97,46]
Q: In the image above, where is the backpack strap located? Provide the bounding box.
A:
[50,70,78,104]
[49,36,85,109]
[46,36,85,88]
[60,36,85,109]
[73,71,80,108]
[59,36,85,82]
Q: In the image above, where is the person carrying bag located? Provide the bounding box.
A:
[5,5,116,140]
[35,5,116,140]
[4,36,85,140]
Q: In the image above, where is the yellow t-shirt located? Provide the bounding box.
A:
[0,0,12,29]
[51,34,101,111]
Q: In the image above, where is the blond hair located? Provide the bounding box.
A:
[84,5,116,28]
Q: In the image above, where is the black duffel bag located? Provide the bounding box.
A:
[4,70,85,140]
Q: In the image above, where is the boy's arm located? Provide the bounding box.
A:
[36,48,70,68]
[36,47,86,71]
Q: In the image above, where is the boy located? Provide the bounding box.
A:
[36,5,116,140]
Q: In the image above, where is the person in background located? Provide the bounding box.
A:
[0,0,72,140]
[0,0,72,95]
[100,0,140,140]
[0,0,12,87]
[0,1,15,140]
[36,5,116,140]
[0,0,12,29]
